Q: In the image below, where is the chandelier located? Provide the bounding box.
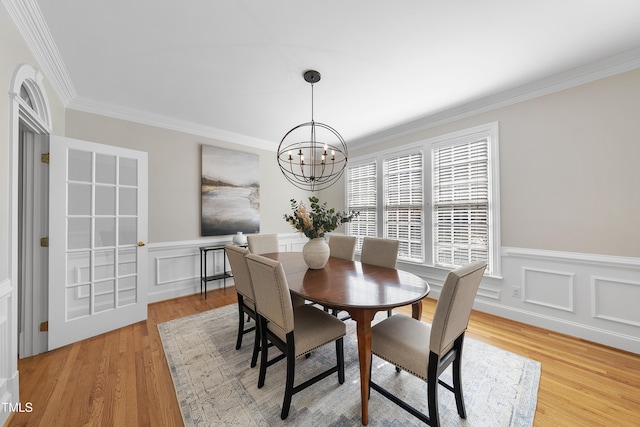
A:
[277,70,348,192]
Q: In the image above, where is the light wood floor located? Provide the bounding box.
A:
[7,287,640,426]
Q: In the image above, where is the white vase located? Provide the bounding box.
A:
[232,232,247,245]
[302,237,330,269]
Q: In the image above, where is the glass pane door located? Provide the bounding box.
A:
[49,135,148,350]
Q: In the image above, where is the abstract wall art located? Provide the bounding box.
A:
[201,145,260,236]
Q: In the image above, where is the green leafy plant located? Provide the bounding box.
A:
[283,196,359,239]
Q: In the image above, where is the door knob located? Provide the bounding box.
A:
[137,241,146,247]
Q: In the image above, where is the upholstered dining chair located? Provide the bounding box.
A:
[328,234,357,261]
[369,261,487,426]
[360,236,399,268]
[246,253,346,420]
[247,233,306,308]
[225,244,260,368]
[247,233,279,255]
[326,234,357,319]
[361,237,400,316]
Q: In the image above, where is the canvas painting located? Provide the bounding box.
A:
[201,145,260,236]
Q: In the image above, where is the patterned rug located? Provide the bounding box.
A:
[158,304,540,426]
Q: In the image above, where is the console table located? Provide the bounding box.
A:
[199,244,245,298]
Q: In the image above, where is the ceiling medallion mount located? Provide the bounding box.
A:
[277,70,348,192]
[303,69,321,84]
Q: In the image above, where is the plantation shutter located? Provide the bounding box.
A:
[384,152,423,262]
[432,138,489,268]
[346,162,377,251]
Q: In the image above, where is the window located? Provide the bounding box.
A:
[20,84,34,109]
[346,161,377,251]
[345,122,499,275]
[432,138,490,270]
[384,152,423,262]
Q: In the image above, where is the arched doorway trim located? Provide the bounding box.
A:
[10,63,52,132]
[4,64,53,409]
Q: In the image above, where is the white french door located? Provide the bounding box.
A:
[48,135,148,350]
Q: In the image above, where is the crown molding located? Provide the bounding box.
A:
[3,0,76,105]
[502,247,640,270]
[6,0,640,153]
[349,47,640,151]
[66,96,278,151]
[70,46,640,154]
[3,0,274,150]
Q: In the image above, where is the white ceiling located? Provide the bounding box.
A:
[31,0,640,150]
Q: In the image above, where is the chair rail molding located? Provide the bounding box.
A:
[144,240,640,354]
[146,234,305,302]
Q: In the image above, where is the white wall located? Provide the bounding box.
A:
[324,68,640,353]
[346,69,640,258]
[395,248,640,353]
[63,61,640,354]
[2,17,639,427]
[1,4,66,423]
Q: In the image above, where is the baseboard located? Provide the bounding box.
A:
[474,299,640,354]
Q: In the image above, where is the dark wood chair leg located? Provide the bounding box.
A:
[257,317,269,389]
[336,338,345,384]
[452,339,467,418]
[281,334,296,420]
[250,318,260,368]
[235,298,244,350]
[428,351,441,427]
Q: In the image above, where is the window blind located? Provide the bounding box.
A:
[346,162,377,251]
[432,138,489,269]
[384,152,423,262]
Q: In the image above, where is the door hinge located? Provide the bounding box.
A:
[40,237,49,247]
[41,153,50,164]
[40,321,48,332]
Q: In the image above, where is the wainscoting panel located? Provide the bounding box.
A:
[522,268,575,312]
[497,248,640,354]
[145,240,640,353]
[592,276,640,327]
[0,278,19,426]
[1,284,9,385]
[156,253,199,286]
[147,234,305,303]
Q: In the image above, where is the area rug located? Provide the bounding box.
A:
[158,304,540,426]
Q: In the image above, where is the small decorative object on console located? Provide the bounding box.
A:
[232,231,247,245]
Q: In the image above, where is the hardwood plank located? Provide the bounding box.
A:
[7,290,640,426]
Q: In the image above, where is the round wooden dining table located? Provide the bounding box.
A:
[261,252,430,426]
